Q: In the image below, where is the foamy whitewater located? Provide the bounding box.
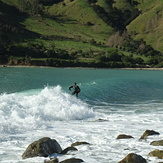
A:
[0,67,163,163]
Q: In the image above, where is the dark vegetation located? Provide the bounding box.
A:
[0,0,163,68]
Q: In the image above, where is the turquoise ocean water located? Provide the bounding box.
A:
[0,67,163,163]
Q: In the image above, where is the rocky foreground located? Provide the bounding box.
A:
[22,130,163,163]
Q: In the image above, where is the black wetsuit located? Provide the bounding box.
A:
[69,84,81,97]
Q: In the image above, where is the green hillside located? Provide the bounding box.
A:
[127,0,163,52]
[0,0,163,68]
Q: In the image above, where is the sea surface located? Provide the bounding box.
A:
[0,67,163,163]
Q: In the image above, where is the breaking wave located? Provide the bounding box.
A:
[0,85,95,134]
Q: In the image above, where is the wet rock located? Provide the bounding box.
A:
[22,137,62,159]
[95,118,109,122]
[139,130,160,140]
[148,149,163,159]
[118,153,147,163]
[44,157,59,163]
[59,158,84,163]
[71,141,90,147]
[44,158,84,163]
[116,134,134,139]
[61,146,78,154]
[150,140,163,146]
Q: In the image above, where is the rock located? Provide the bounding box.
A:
[95,118,109,122]
[44,157,84,163]
[44,158,59,163]
[150,140,163,146]
[22,137,62,159]
[71,141,90,147]
[61,146,78,154]
[148,149,163,159]
[118,153,147,163]
[139,130,160,140]
[59,158,84,163]
[116,134,134,139]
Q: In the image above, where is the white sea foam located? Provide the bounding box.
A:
[0,86,163,163]
[0,86,95,134]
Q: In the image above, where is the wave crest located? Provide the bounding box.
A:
[0,86,95,134]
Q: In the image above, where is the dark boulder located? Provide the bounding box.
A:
[139,130,160,140]
[94,118,109,122]
[71,141,90,147]
[59,158,84,163]
[61,146,78,154]
[44,158,84,163]
[148,149,163,159]
[150,140,163,146]
[22,137,62,159]
[118,153,147,163]
[116,134,134,139]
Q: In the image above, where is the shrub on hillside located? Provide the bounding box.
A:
[88,0,97,4]
[18,0,44,16]
[96,49,123,62]
[154,62,163,68]
[39,0,55,5]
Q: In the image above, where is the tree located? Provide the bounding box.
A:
[105,0,114,10]
[134,57,144,64]
[121,55,133,63]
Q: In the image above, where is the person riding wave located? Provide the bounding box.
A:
[69,82,81,97]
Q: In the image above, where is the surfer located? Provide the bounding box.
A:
[69,82,81,97]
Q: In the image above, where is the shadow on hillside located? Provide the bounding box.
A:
[0,1,27,27]
[47,14,78,25]
[0,1,40,39]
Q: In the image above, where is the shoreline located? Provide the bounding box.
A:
[0,64,163,70]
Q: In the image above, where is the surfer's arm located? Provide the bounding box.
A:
[69,86,73,91]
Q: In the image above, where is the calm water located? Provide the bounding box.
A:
[0,67,163,163]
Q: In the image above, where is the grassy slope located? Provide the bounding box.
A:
[26,0,115,54]
[96,0,111,12]
[1,0,114,54]
[113,0,131,11]
[127,0,163,52]
[1,0,163,59]
[47,0,113,42]
[0,0,37,44]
